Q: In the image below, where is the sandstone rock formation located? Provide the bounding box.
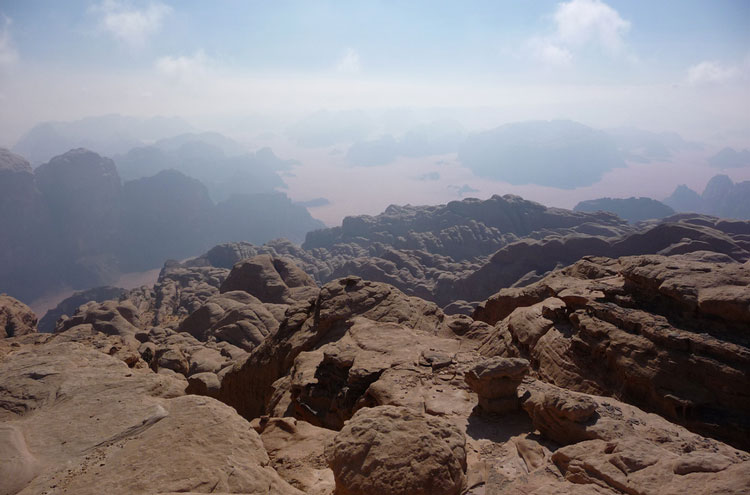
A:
[326,405,467,495]
[464,357,529,414]
[518,380,750,495]
[5,174,750,495]
[3,247,749,495]
[0,337,302,494]
[37,286,127,333]
[475,252,750,450]
[216,275,454,420]
[0,295,37,338]
[220,254,319,304]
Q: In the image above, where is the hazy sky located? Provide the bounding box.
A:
[0,0,749,144]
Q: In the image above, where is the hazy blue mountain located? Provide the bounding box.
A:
[604,127,700,163]
[574,197,675,223]
[115,140,289,202]
[0,148,324,303]
[119,170,216,271]
[346,120,465,167]
[214,192,326,245]
[346,135,399,166]
[398,120,465,157]
[287,109,374,147]
[664,185,703,213]
[664,174,750,220]
[13,115,195,165]
[153,132,249,156]
[294,197,331,208]
[458,120,625,188]
[709,147,750,169]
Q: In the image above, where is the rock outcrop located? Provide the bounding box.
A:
[475,253,750,450]
[0,295,37,338]
[3,248,749,495]
[464,357,529,414]
[216,276,452,420]
[517,380,750,495]
[325,405,467,495]
[220,254,319,304]
[0,337,302,494]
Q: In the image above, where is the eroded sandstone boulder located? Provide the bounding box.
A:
[220,254,319,304]
[464,357,529,414]
[177,290,280,351]
[0,295,37,338]
[326,405,467,495]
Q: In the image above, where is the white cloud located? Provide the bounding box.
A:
[554,0,630,53]
[336,48,360,74]
[155,50,208,81]
[0,15,19,66]
[686,60,741,86]
[528,0,631,66]
[526,38,573,67]
[91,0,172,47]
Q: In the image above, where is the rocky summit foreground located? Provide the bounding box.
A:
[2,242,749,495]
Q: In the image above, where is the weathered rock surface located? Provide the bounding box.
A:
[38,286,127,333]
[220,254,319,304]
[216,276,452,420]
[0,295,37,338]
[252,416,336,495]
[517,380,750,495]
[464,357,529,414]
[476,253,750,450]
[52,294,246,381]
[177,290,280,351]
[443,215,750,307]
[326,405,467,495]
[0,338,301,494]
[287,316,475,429]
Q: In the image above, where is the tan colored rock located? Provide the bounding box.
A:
[477,254,750,450]
[326,405,467,495]
[0,339,301,495]
[253,416,336,495]
[287,317,472,429]
[220,254,318,304]
[216,277,450,420]
[177,290,280,351]
[0,295,37,338]
[464,357,529,414]
[155,345,189,375]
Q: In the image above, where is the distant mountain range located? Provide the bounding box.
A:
[575,175,750,223]
[0,145,323,303]
[12,115,197,165]
[114,136,293,203]
[665,174,750,220]
[574,197,675,223]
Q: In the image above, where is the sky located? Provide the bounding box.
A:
[0,0,749,145]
